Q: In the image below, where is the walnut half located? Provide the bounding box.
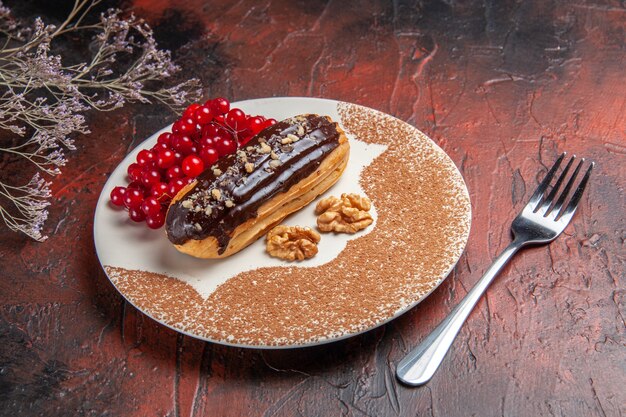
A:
[266,225,321,261]
[315,193,373,233]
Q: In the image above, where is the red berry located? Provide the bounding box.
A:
[123,188,144,209]
[264,118,277,129]
[171,134,195,155]
[127,181,143,191]
[225,108,246,130]
[168,179,186,197]
[141,168,161,188]
[201,124,220,139]
[146,210,166,229]
[150,182,169,201]
[239,134,253,146]
[128,207,145,222]
[110,186,126,207]
[199,136,215,148]
[157,149,176,169]
[183,103,201,118]
[137,149,155,166]
[141,196,161,218]
[194,106,213,125]
[215,137,237,156]
[177,117,197,136]
[182,155,204,177]
[171,120,182,134]
[214,114,225,125]
[166,165,183,180]
[151,142,170,153]
[199,146,219,166]
[127,163,143,182]
[247,116,265,135]
[157,132,172,146]
[210,97,230,115]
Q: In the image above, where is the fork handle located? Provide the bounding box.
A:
[396,239,523,386]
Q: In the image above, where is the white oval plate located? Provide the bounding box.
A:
[94,97,471,348]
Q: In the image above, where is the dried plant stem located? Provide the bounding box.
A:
[0,0,202,241]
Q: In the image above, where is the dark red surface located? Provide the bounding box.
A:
[1,1,625,416]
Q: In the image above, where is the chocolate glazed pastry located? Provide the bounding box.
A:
[165,114,350,258]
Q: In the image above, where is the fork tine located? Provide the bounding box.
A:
[557,161,594,221]
[538,155,575,215]
[551,158,584,215]
[529,153,565,209]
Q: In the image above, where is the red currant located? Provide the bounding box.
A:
[215,137,237,156]
[199,146,219,166]
[166,165,183,180]
[151,142,170,153]
[171,134,195,155]
[247,116,265,135]
[141,168,161,188]
[157,149,176,169]
[214,114,225,125]
[110,186,126,207]
[168,178,186,197]
[183,103,201,118]
[127,163,143,182]
[225,108,246,130]
[201,124,220,139]
[150,182,169,201]
[146,210,166,229]
[194,106,213,125]
[157,132,172,146]
[177,117,197,136]
[136,149,155,166]
[239,134,253,146]
[199,136,215,148]
[264,118,277,129]
[182,155,204,177]
[128,207,146,222]
[124,188,144,209]
[141,196,161,218]
[210,97,230,115]
[127,181,143,191]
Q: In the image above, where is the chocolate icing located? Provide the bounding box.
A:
[165,114,342,253]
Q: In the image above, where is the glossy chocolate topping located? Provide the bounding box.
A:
[165,114,342,252]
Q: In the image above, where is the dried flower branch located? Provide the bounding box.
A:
[0,0,203,241]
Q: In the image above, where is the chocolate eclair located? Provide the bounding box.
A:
[165,114,350,258]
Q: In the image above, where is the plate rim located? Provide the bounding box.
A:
[93,96,472,349]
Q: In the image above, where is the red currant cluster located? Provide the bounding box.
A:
[109,97,276,229]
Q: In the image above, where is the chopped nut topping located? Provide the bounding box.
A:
[245,162,254,173]
[194,205,202,212]
[194,223,202,231]
[270,151,279,160]
[296,125,305,136]
[315,193,373,233]
[266,225,321,261]
[211,189,222,200]
[258,142,272,154]
[225,199,234,208]
[281,137,292,145]
[286,133,299,142]
[269,159,281,169]
[181,200,193,209]
[204,206,213,216]
[246,146,254,152]
[213,168,222,176]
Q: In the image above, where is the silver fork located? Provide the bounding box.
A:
[396,153,594,386]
